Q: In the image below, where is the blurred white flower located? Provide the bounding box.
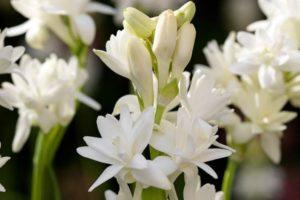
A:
[0,29,25,109]
[248,0,300,47]
[201,32,240,94]
[0,143,10,192]
[94,30,154,107]
[232,84,296,163]
[77,106,173,192]
[113,0,187,24]
[231,30,300,90]
[8,0,116,48]
[151,107,232,179]
[0,54,100,152]
[179,69,231,124]
[182,167,224,200]
[235,165,284,200]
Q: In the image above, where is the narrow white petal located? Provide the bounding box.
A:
[12,114,31,153]
[195,162,218,179]
[89,165,123,192]
[105,190,117,200]
[77,146,117,165]
[132,161,171,190]
[6,20,33,37]
[196,148,232,163]
[153,156,178,175]
[72,14,96,45]
[0,157,10,168]
[76,92,101,111]
[130,154,147,170]
[260,133,281,164]
[0,183,5,192]
[86,2,116,15]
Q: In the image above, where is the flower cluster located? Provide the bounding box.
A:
[8,0,115,48]
[78,2,233,199]
[0,54,100,152]
[200,0,300,163]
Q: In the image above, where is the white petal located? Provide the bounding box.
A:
[0,184,5,192]
[131,107,154,154]
[230,62,258,75]
[130,154,147,170]
[112,95,140,116]
[196,184,217,200]
[76,92,101,111]
[0,157,10,168]
[6,20,34,37]
[105,190,117,200]
[86,2,116,15]
[195,148,232,163]
[77,146,118,165]
[89,165,123,192]
[72,14,96,45]
[93,50,130,78]
[237,31,256,49]
[230,123,256,144]
[258,66,278,89]
[153,156,177,175]
[12,113,32,153]
[132,161,171,190]
[97,115,121,139]
[195,162,218,179]
[260,133,281,164]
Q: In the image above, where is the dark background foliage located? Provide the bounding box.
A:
[0,0,299,199]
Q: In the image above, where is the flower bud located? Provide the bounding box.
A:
[152,10,177,88]
[127,37,154,107]
[175,1,196,27]
[123,7,156,38]
[25,25,49,49]
[172,23,196,78]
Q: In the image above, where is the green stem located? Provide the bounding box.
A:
[31,126,65,200]
[222,158,239,200]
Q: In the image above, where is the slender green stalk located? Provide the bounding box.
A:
[31,126,65,200]
[222,157,240,200]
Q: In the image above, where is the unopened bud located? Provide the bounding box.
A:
[127,37,154,107]
[175,1,196,27]
[123,7,156,38]
[153,10,177,88]
[25,25,49,49]
[172,23,196,78]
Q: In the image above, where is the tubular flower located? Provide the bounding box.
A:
[151,107,232,179]
[8,0,116,48]
[231,83,296,163]
[0,143,10,192]
[77,106,173,192]
[0,54,100,152]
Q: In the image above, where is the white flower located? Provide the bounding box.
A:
[0,54,100,152]
[201,32,240,94]
[151,107,232,179]
[248,0,300,47]
[94,30,154,107]
[8,0,116,47]
[231,84,297,163]
[182,167,224,200]
[0,29,25,109]
[179,69,231,124]
[231,30,300,90]
[77,106,172,192]
[113,0,187,24]
[0,143,10,192]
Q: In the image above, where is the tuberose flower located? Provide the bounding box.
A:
[77,106,173,192]
[0,54,100,152]
[8,0,116,48]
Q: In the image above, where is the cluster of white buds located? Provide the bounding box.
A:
[79,2,233,199]
[7,0,116,49]
[200,0,300,163]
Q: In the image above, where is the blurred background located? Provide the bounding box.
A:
[0,0,299,199]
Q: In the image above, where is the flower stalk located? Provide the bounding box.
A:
[222,157,239,200]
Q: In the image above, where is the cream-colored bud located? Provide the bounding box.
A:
[153,10,177,88]
[175,1,196,27]
[123,7,156,38]
[127,37,154,107]
[172,23,196,78]
[25,25,49,49]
